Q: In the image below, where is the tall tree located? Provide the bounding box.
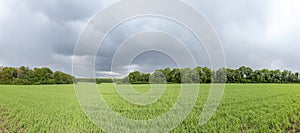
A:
[181,68,192,83]
[202,67,212,83]
[170,68,181,83]
[163,68,171,83]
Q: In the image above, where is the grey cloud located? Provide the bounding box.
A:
[94,17,209,75]
[0,0,103,74]
[187,0,300,72]
[26,0,103,22]
[1,0,300,77]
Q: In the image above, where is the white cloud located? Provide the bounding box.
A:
[96,71,122,78]
[53,54,73,64]
[266,0,300,41]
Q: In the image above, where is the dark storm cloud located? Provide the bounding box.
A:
[26,0,106,56]
[0,0,300,77]
[93,16,209,77]
[0,0,104,73]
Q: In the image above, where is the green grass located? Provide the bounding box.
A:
[0,84,300,132]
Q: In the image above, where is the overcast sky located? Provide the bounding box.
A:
[0,0,300,77]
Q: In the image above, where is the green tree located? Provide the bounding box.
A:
[281,70,289,83]
[180,68,192,83]
[163,68,171,83]
[54,71,73,84]
[214,68,227,83]
[128,71,142,84]
[191,67,201,83]
[150,70,166,84]
[170,68,181,83]
[202,67,212,83]
[33,67,54,84]
[238,66,253,83]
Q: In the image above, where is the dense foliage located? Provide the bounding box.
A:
[97,78,114,83]
[73,78,114,84]
[0,66,73,85]
[122,66,300,84]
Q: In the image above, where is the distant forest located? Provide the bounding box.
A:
[119,66,300,84]
[0,66,73,85]
[1,66,300,85]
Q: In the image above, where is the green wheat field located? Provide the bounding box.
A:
[0,84,299,132]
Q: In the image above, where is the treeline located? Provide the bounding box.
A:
[2,66,299,85]
[0,66,73,85]
[119,66,300,84]
[74,78,113,84]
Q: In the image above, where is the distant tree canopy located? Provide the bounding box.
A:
[73,78,114,84]
[0,66,73,85]
[1,66,299,85]
[119,66,300,84]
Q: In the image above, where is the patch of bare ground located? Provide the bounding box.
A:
[286,112,300,133]
[0,106,26,133]
[0,106,9,133]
